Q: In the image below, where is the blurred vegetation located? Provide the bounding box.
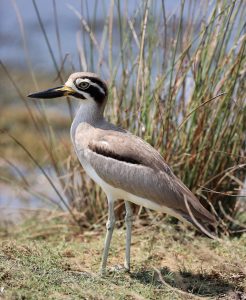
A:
[0,0,245,232]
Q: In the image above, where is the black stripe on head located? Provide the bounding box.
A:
[72,92,86,99]
[74,77,108,104]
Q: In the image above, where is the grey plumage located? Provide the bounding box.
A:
[77,124,216,227]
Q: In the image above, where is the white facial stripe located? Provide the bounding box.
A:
[75,78,106,95]
[90,82,105,95]
[65,77,106,101]
[65,79,80,93]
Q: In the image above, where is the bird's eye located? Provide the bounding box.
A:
[77,81,90,90]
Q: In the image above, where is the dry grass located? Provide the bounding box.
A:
[0,214,246,300]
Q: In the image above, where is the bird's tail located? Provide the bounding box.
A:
[181,194,217,239]
[174,178,217,239]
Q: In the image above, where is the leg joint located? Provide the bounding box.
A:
[125,214,133,223]
[106,218,115,231]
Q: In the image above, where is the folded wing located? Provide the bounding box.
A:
[83,129,216,227]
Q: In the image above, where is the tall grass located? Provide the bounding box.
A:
[1,0,245,230]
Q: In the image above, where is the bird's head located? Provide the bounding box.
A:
[28,72,108,105]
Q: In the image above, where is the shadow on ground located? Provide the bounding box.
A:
[131,267,244,298]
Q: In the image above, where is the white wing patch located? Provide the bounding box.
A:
[100,141,109,147]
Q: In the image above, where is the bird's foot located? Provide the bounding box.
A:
[109,264,130,274]
[124,261,130,273]
[99,267,107,277]
[99,264,130,277]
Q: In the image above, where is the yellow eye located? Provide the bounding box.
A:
[78,81,90,89]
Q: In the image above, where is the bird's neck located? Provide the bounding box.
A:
[70,100,105,141]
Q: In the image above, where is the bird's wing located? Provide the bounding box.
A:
[89,130,174,174]
[78,128,215,226]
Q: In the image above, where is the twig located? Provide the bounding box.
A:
[152,267,203,300]
[199,186,245,197]
[178,93,227,130]
[136,0,151,100]
[218,202,246,229]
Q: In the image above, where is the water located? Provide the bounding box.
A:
[0,160,67,223]
[0,0,205,72]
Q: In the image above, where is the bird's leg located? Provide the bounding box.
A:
[124,200,133,272]
[100,199,115,275]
